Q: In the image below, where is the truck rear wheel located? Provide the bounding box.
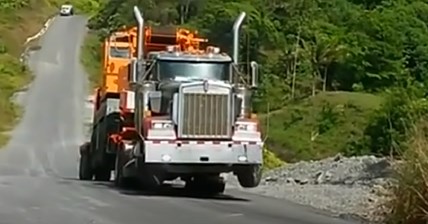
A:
[94,152,111,181]
[79,143,93,180]
[94,149,112,181]
[79,152,93,180]
[236,165,262,188]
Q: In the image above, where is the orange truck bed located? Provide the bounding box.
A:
[93,25,208,107]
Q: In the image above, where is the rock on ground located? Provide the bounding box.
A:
[227,154,395,223]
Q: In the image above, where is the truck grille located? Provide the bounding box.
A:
[179,92,231,138]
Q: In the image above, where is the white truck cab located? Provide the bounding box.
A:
[59,4,74,16]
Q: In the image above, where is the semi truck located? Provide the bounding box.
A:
[79,6,264,195]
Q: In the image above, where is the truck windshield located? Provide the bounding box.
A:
[109,46,129,58]
[157,60,230,81]
[61,5,71,10]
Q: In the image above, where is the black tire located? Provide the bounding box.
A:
[139,170,161,191]
[94,167,111,181]
[237,165,263,188]
[79,153,93,180]
[209,181,226,194]
[93,144,112,181]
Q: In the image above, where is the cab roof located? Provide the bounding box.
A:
[107,42,130,47]
[61,4,72,9]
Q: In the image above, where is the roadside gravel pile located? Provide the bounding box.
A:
[228,154,396,223]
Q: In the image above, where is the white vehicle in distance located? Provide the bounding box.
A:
[59,4,74,16]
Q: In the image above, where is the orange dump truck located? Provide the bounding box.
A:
[79,6,263,195]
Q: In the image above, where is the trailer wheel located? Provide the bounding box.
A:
[236,165,262,188]
[79,151,93,180]
[93,149,112,181]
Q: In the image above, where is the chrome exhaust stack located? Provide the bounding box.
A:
[232,12,246,65]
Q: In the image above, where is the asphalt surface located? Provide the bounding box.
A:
[0,15,360,224]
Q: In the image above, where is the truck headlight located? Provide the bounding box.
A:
[161,154,171,162]
[152,122,173,129]
[238,155,248,162]
[236,123,257,131]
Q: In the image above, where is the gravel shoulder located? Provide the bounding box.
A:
[227,154,395,223]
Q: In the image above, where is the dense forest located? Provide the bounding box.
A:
[84,0,428,162]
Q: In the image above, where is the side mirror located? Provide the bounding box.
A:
[148,91,162,113]
[250,61,259,88]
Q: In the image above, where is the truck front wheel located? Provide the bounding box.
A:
[236,165,262,188]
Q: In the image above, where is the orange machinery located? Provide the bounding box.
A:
[143,26,208,54]
[91,28,134,121]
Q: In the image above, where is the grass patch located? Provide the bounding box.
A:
[383,120,428,223]
[80,31,101,89]
[263,147,285,171]
[262,91,383,162]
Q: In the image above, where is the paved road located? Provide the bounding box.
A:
[0,16,359,224]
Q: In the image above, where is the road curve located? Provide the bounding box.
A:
[0,16,359,224]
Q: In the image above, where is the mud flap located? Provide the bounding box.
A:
[114,150,137,188]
